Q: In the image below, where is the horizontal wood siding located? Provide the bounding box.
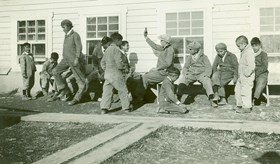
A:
[0,15,11,67]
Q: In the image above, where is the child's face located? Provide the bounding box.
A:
[122,43,129,52]
[160,40,167,47]
[62,25,71,34]
[169,74,179,82]
[236,41,247,52]
[23,45,30,53]
[251,44,261,53]
[189,48,198,55]
[50,58,57,63]
[102,42,111,50]
[216,49,227,57]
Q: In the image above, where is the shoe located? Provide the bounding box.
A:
[210,99,218,108]
[123,108,131,113]
[254,98,261,106]
[218,98,227,106]
[180,108,188,114]
[157,108,170,114]
[101,109,108,114]
[236,107,251,114]
[213,93,220,101]
[68,100,79,106]
[22,95,31,101]
[60,93,72,102]
[233,106,242,111]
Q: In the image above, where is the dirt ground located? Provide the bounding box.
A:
[0,122,114,164]
[103,126,280,164]
[0,93,279,122]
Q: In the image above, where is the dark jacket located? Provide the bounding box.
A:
[146,38,175,70]
[182,51,212,77]
[212,51,239,79]
[255,50,268,78]
[92,44,104,77]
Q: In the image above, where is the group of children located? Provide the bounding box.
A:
[19,19,268,114]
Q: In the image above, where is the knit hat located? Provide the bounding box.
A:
[187,41,201,50]
[61,19,73,27]
[158,34,171,43]
[215,43,227,50]
[51,52,59,60]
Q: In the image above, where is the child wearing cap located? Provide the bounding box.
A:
[250,37,268,106]
[100,32,131,114]
[39,52,59,96]
[19,42,37,100]
[158,66,188,114]
[135,28,175,103]
[177,41,216,107]
[235,35,255,113]
[212,43,239,105]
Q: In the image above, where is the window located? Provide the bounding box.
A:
[260,7,280,55]
[165,11,204,55]
[86,16,119,56]
[17,20,46,62]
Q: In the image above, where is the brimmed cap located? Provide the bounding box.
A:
[61,19,73,27]
[158,34,171,43]
[215,43,227,50]
[187,41,201,50]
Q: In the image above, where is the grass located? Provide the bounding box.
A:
[103,126,280,164]
[0,122,115,164]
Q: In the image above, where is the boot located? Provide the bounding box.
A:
[236,107,251,114]
[209,94,218,108]
[213,92,220,101]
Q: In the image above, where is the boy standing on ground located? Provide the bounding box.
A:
[158,67,188,114]
[177,41,217,107]
[100,32,131,114]
[235,35,255,113]
[19,42,37,100]
[40,52,59,96]
[135,28,175,102]
[52,19,86,106]
[250,37,268,106]
[212,43,239,105]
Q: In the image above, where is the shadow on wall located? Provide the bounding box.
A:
[254,151,280,164]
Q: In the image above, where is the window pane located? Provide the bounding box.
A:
[166,21,177,28]
[33,44,45,56]
[87,32,96,38]
[109,16,118,23]
[87,17,96,24]
[109,24,118,30]
[260,35,280,53]
[28,28,35,33]
[260,17,274,25]
[185,37,204,53]
[28,34,35,40]
[179,29,190,35]
[192,11,203,19]
[166,29,177,35]
[98,17,107,24]
[260,25,274,32]
[19,35,26,41]
[276,25,280,31]
[38,34,45,40]
[166,13,177,21]
[97,32,107,38]
[38,27,45,33]
[275,17,280,24]
[19,28,26,33]
[87,40,101,55]
[98,25,107,31]
[87,25,96,31]
[18,21,26,27]
[171,37,184,54]
[179,21,190,28]
[192,20,203,27]
[192,28,203,35]
[260,8,274,16]
[179,12,190,20]
[27,21,35,27]
[37,20,45,26]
